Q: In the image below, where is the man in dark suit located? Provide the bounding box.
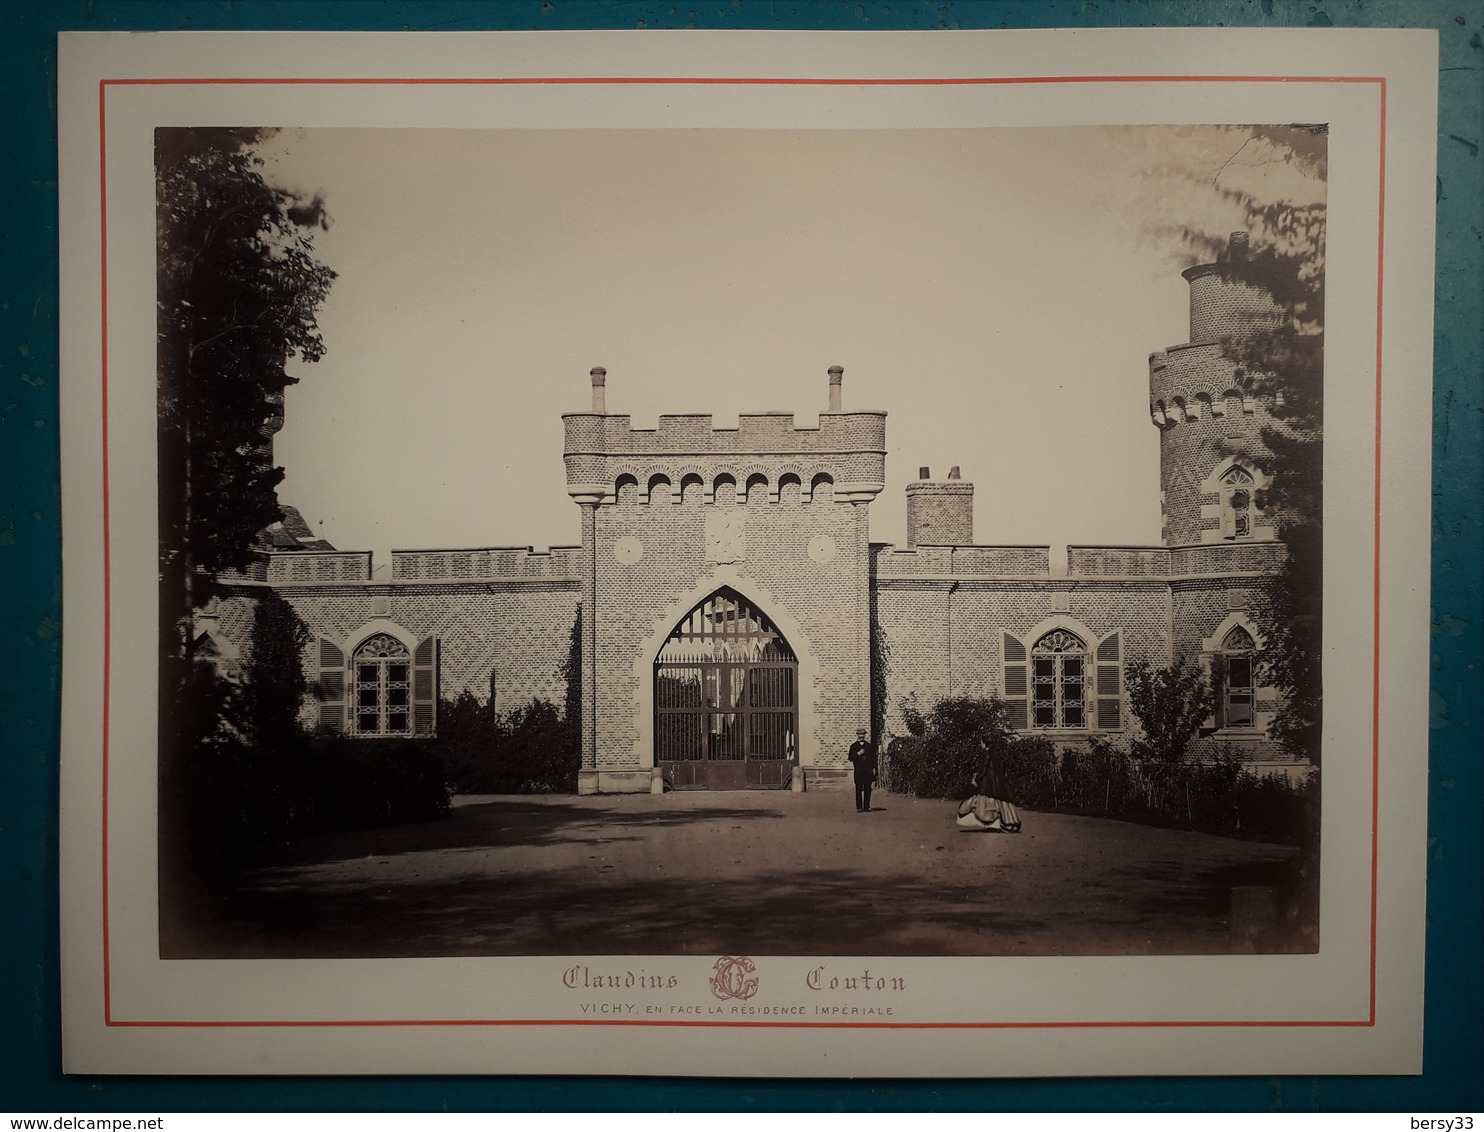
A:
[847,727,877,813]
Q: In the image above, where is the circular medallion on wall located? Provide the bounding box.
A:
[807,534,837,564]
[613,536,644,565]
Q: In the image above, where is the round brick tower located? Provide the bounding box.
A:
[1149,233,1284,548]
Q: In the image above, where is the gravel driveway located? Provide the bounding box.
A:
[180,790,1312,958]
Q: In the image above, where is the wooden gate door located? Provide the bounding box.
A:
[654,589,798,789]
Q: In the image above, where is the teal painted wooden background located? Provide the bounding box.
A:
[1,0,1478,1112]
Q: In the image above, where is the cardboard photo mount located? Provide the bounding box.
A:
[57,28,1437,1077]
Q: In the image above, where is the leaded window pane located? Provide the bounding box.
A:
[351,634,415,736]
[1029,629,1089,729]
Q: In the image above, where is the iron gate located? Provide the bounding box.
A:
[654,589,798,789]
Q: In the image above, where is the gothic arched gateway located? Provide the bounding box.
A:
[654,588,798,789]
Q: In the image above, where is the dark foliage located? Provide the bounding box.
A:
[560,606,582,729]
[882,696,1048,800]
[175,655,449,876]
[884,696,1314,845]
[158,129,337,908]
[1124,659,1214,762]
[869,583,890,747]
[301,736,451,830]
[1253,522,1323,756]
[437,696,580,795]
[244,590,311,751]
[1150,127,1325,761]
[157,127,337,609]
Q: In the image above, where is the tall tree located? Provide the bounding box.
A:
[157,125,335,664]
[156,129,335,920]
[1155,126,1326,759]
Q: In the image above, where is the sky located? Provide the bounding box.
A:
[256,125,1324,569]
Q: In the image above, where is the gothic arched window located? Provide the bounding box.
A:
[1220,465,1256,540]
[1031,629,1088,729]
[352,633,413,736]
[1220,624,1257,728]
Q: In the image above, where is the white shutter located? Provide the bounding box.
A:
[1002,634,1028,730]
[317,638,346,734]
[1094,631,1123,730]
[413,636,439,735]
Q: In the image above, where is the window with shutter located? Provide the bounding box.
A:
[1199,653,1219,730]
[350,633,414,737]
[1002,633,1028,730]
[413,636,439,736]
[1094,631,1123,730]
[1030,629,1088,730]
[316,638,346,734]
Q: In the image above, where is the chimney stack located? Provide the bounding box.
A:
[905,465,975,549]
[827,365,844,412]
[590,366,607,414]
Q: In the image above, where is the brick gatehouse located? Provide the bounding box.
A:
[198,235,1304,792]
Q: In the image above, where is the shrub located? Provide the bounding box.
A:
[1124,658,1212,762]
[432,695,579,795]
[882,696,1050,800]
[880,695,1313,845]
[301,735,451,829]
[437,689,501,795]
[495,698,581,794]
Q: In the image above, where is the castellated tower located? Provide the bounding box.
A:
[1150,232,1283,548]
[905,466,974,547]
[564,365,886,794]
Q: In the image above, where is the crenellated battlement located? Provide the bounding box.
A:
[1148,347,1259,431]
[562,409,887,456]
[564,366,887,506]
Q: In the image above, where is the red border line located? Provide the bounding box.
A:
[100,73,1386,1032]
[102,74,1386,86]
[98,77,114,1026]
[104,1017,1377,1030]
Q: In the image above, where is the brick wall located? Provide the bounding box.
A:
[209,552,583,726]
[873,572,1171,740]
[586,489,872,781]
[1183,264,1285,344]
[905,480,974,547]
[1150,342,1278,548]
[873,544,1049,577]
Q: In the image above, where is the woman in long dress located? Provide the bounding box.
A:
[956,758,1022,832]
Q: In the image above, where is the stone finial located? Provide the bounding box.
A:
[590,366,607,413]
[1228,231,1250,260]
[918,466,930,480]
[948,466,961,480]
[827,365,844,411]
